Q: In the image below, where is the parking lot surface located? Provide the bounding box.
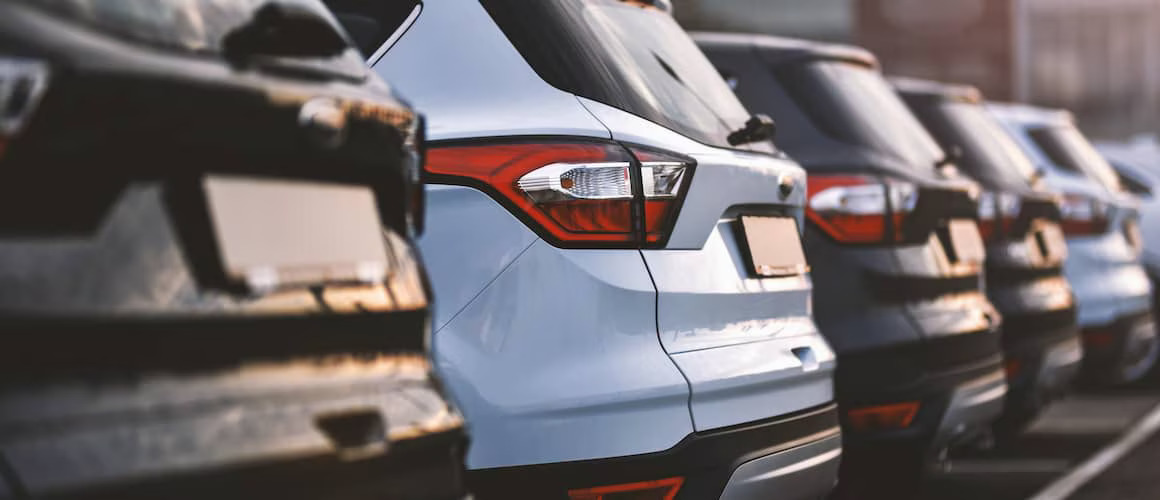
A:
[921,388,1160,500]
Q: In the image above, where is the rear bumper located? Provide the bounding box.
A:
[1003,331,1083,419]
[839,355,1006,453]
[467,404,841,500]
[1081,311,1158,383]
[0,356,467,500]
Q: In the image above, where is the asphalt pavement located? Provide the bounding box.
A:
[920,388,1160,500]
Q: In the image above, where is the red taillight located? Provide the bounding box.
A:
[425,141,691,247]
[977,191,1021,242]
[0,58,50,159]
[568,477,684,500]
[805,174,917,244]
[1059,194,1109,236]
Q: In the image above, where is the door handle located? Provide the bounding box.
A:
[792,346,819,372]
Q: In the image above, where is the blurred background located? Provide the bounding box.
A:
[674,0,1160,141]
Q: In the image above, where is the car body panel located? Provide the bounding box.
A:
[718,433,842,500]
[364,4,838,496]
[429,231,693,469]
[419,186,539,331]
[371,0,608,142]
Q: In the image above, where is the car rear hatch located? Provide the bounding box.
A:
[894,88,1076,342]
[698,40,1001,393]
[0,3,462,498]
[480,0,835,435]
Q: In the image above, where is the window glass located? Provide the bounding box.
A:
[938,102,1038,187]
[482,0,766,152]
[1029,126,1123,191]
[778,61,944,171]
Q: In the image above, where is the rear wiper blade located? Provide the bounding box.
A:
[223,2,349,62]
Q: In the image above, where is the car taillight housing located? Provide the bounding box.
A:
[425,140,692,248]
[1059,193,1109,236]
[0,58,50,159]
[977,191,1022,242]
[805,174,917,244]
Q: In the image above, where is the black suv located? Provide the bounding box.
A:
[697,33,1006,497]
[895,77,1081,437]
[0,1,464,498]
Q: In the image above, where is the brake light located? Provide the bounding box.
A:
[568,477,684,500]
[1059,194,1109,236]
[977,191,1021,242]
[0,58,50,159]
[805,174,917,244]
[425,141,691,247]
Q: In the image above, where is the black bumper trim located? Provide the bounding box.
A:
[467,404,840,500]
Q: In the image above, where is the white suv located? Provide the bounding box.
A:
[326,1,841,498]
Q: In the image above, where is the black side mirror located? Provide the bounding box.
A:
[728,114,776,147]
[224,2,349,61]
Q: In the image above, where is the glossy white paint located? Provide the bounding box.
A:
[418,186,538,331]
[990,103,1153,327]
[578,97,808,249]
[431,235,692,468]
[372,0,609,141]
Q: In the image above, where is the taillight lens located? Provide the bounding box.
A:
[425,141,691,247]
[0,58,50,158]
[1059,193,1109,236]
[977,191,1021,242]
[806,174,917,244]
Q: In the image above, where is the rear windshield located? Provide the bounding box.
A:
[935,102,1039,187]
[482,0,766,152]
[1029,126,1122,192]
[19,0,355,56]
[778,61,944,171]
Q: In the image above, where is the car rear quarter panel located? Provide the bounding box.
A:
[580,100,835,431]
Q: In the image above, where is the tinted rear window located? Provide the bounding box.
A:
[1029,126,1122,192]
[777,61,944,171]
[933,102,1038,187]
[482,0,766,152]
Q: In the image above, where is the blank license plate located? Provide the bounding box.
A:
[948,219,986,263]
[203,176,390,290]
[739,216,808,277]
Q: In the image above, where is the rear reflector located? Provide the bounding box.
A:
[568,477,684,500]
[426,141,692,247]
[1004,358,1022,379]
[846,402,920,431]
[1083,328,1117,349]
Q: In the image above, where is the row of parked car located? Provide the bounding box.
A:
[0,0,1154,499]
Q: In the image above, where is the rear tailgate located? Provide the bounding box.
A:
[584,99,834,431]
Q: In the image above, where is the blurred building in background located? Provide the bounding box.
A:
[674,0,1160,139]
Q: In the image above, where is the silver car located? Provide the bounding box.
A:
[991,103,1158,385]
[324,1,841,499]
